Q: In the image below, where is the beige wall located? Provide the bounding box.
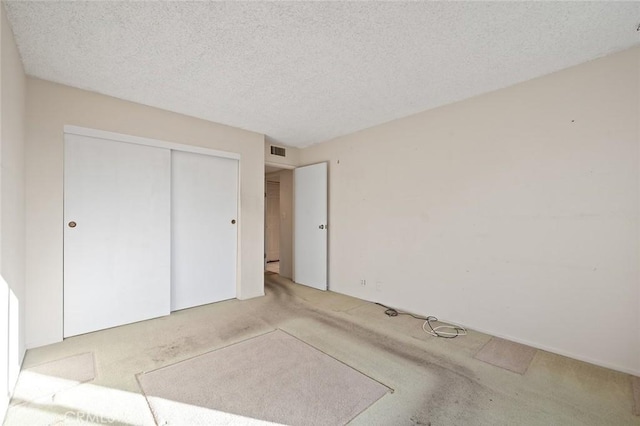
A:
[300,47,640,375]
[0,2,26,414]
[25,78,265,348]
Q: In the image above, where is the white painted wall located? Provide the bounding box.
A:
[0,3,26,416]
[637,48,640,378]
[300,47,640,375]
[25,78,265,349]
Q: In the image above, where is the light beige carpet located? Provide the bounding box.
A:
[11,352,95,404]
[632,376,640,416]
[474,337,537,374]
[137,329,389,425]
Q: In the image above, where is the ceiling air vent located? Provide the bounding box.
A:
[270,146,286,157]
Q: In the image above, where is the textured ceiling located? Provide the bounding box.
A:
[4,1,640,148]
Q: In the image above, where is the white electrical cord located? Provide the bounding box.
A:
[376,302,467,339]
[422,316,467,338]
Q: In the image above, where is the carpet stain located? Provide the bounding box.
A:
[410,415,431,425]
[149,335,199,364]
[260,277,500,424]
[259,277,611,425]
[216,317,270,342]
[7,273,635,425]
[265,277,476,379]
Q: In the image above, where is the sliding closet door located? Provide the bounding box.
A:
[64,134,171,337]
[171,151,238,311]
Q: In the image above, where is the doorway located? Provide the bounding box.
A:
[263,161,327,289]
[264,166,294,279]
[265,180,280,273]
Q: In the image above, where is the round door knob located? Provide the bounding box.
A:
[319,224,324,229]
[68,221,77,228]
[231,219,236,224]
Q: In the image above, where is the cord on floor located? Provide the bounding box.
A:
[375,302,467,339]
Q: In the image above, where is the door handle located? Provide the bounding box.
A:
[68,221,77,228]
[319,224,325,229]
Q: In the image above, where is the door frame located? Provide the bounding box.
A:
[65,126,240,160]
[263,161,328,289]
[264,162,295,272]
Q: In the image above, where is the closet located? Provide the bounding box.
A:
[63,128,238,337]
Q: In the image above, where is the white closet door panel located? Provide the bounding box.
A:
[171,151,238,311]
[64,134,171,337]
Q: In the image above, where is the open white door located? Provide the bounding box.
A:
[64,134,171,337]
[294,162,328,290]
